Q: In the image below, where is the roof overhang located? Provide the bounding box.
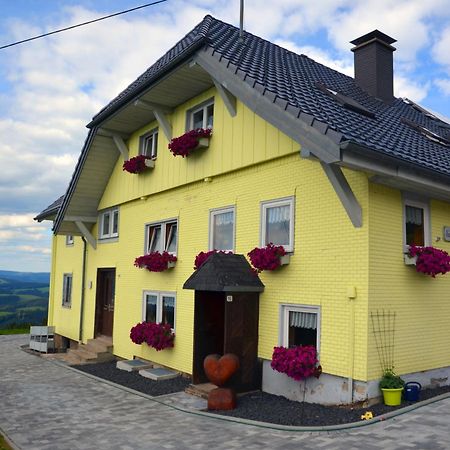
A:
[183,253,264,292]
[340,141,450,202]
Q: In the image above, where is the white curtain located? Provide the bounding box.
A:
[290,311,317,330]
[405,206,423,225]
[267,205,290,224]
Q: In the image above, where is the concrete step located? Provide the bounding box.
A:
[185,383,217,399]
[68,347,98,362]
[85,340,112,354]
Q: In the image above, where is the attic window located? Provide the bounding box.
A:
[401,117,450,147]
[316,82,376,119]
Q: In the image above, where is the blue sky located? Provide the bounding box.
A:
[0,0,449,272]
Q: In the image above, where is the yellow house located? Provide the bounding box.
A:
[36,17,450,404]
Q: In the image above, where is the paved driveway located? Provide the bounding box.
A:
[1,335,450,450]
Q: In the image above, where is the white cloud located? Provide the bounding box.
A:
[435,78,450,96]
[433,26,450,70]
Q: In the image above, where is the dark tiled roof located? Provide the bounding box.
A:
[91,15,450,177]
[34,195,64,222]
[183,253,264,292]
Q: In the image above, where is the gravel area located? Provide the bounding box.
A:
[72,361,191,397]
[72,360,450,426]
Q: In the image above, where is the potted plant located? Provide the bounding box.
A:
[122,155,154,174]
[134,251,177,272]
[379,368,405,406]
[168,128,212,157]
[407,245,450,277]
[247,243,289,273]
[193,249,232,270]
[130,321,174,351]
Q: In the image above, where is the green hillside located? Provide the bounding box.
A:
[0,273,49,329]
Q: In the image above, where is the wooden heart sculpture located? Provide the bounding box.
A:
[203,353,240,386]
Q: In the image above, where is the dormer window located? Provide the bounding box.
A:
[188,99,214,130]
[401,117,450,147]
[139,128,158,159]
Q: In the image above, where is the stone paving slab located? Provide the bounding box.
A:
[1,335,450,449]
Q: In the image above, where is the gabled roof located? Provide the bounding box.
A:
[34,195,64,222]
[183,253,264,292]
[54,15,450,233]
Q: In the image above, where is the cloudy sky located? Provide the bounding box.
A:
[1,0,450,272]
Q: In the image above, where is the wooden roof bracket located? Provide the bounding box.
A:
[75,220,97,249]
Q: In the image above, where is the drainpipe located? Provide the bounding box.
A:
[79,237,87,342]
[347,287,357,403]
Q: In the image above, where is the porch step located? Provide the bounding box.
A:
[61,336,115,365]
[185,383,217,399]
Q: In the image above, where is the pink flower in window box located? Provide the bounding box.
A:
[194,249,233,270]
[168,128,212,158]
[408,245,450,277]
[130,321,174,351]
[247,243,287,272]
[271,345,320,381]
[134,251,177,272]
[123,155,154,174]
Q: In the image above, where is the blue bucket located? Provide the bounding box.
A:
[404,382,421,401]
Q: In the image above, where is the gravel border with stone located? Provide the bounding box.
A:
[72,360,450,426]
[72,360,191,397]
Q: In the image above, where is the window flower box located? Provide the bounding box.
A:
[123,155,154,174]
[407,245,450,277]
[168,128,212,158]
[194,250,232,270]
[247,243,287,273]
[134,251,177,272]
[271,345,321,381]
[403,254,417,265]
[130,321,174,351]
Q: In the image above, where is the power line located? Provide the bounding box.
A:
[0,0,168,51]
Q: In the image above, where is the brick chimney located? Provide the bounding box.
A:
[350,30,396,103]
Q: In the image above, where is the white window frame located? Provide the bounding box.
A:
[403,196,430,252]
[145,218,178,255]
[62,273,73,308]
[139,128,158,159]
[209,206,235,252]
[261,196,295,253]
[65,235,74,246]
[142,291,176,331]
[188,99,214,130]
[99,207,119,240]
[280,304,320,353]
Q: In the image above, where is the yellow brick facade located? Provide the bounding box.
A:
[47,87,450,388]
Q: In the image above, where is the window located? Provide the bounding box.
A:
[65,235,74,246]
[188,100,214,130]
[403,198,430,249]
[143,291,176,330]
[62,274,72,307]
[146,219,178,255]
[261,197,294,252]
[209,207,235,252]
[139,128,158,159]
[281,304,320,351]
[99,208,119,239]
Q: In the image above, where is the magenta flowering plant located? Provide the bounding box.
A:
[123,155,151,174]
[271,345,320,381]
[193,249,232,270]
[134,251,177,272]
[168,128,212,157]
[130,321,175,351]
[247,243,286,272]
[408,245,450,277]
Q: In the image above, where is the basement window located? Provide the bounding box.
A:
[316,82,376,119]
[281,304,320,351]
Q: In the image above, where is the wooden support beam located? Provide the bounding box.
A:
[320,162,362,228]
[97,128,129,139]
[65,216,97,223]
[212,78,237,117]
[112,135,129,161]
[153,109,172,141]
[133,99,173,114]
[75,221,97,249]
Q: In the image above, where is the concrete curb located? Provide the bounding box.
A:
[0,425,21,450]
[53,359,450,432]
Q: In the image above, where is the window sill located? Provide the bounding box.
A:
[62,304,72,309]
[98,237,119,244]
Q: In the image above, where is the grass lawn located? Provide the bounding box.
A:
[0,327,29,335]
[0,433,13,450]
